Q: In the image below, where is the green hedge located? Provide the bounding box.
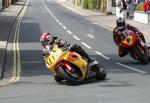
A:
[88,0,96,10]
[75,0,81,6]
[81,0,88,9]
[75,0,102,10]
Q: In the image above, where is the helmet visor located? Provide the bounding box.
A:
[42,41,49,47]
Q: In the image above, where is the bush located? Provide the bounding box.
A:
[81,0,88,9]
[88,0,96,10]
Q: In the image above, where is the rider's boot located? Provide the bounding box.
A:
[87,58,99,78]
[89,59,99,68]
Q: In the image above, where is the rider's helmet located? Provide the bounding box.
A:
[40,32,53,47]
[116,17,126,31]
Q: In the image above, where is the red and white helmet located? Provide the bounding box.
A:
[40,32,53,46]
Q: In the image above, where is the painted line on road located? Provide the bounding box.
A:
[86,34,95,39]
[56,19,60,23]
[95,51,110,60]
[54,17,57,20]
[8,12,22,85]
[0,41,7,49]
[0,17,21,87]
[59,22,63,26]
[42,0,56,20]
[0,1,28,86]
[81,42,91,49]
[62,26,67,30]
[116,62,146,74]
[73,35,80,40]
[67,30,72,35]
[52,15,55,18]
[49,11,53,15]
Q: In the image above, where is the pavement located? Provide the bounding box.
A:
[57,0,150,43]
[0,0,27,79]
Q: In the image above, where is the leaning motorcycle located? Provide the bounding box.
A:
[120,30,149,64]
[44,45,107,84]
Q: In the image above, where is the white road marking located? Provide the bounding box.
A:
[56,19,60,23]
[116,62,146,74]
[52,15,55,18]
[95,51,110,60]
[81,42,91,49]
[0,41,7,49]
[62,26,67,29]
[0,1,29,87]
[42,0,57,21]
[73,35,80,40]
[67,30,72,35]
[86,34,95,38]
[54,17,57,20]
[59,22,63,26]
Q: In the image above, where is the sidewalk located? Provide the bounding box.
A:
[0,0,27,79]
[57,0,150,43]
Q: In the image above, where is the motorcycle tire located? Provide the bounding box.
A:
[54,75,63,83]
[94,64,107,80]
[148,49,150,62]
[133,47,149,64]
[58,66,82,85]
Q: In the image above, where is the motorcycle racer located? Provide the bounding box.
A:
[113,17,146,57]
[40,32,99,76]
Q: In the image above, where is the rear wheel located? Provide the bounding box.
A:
[58,66,82,85]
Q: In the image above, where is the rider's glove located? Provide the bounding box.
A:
[62,42,71,51]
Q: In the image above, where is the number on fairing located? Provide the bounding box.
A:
[48,49,62,65]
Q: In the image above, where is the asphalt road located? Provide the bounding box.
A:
[0,0,150,103]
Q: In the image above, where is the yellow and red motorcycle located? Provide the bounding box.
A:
[44,45,106,84]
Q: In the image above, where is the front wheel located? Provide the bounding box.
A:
[133,47,149,64]
[54,75,64,83]
[93,64,107,80]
